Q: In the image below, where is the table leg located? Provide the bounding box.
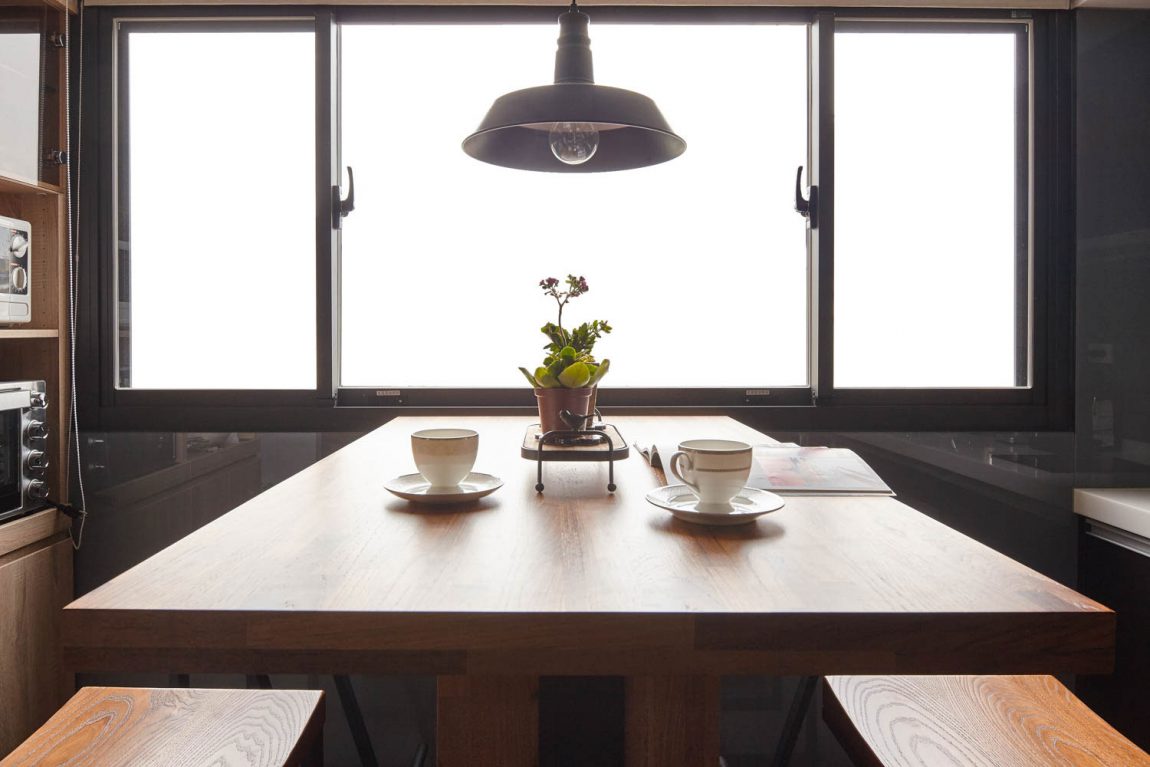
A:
[336,675,379,767]
[625,675,720,767]
[770,676,818,767]
[436,675,539,766]
[304,730,324,767]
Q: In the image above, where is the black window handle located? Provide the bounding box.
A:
[794,165,817,229]
[332,166,355,230]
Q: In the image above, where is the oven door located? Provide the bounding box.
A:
[0,406,22,520]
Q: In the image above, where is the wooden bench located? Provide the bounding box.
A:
[823,675,1150,767]
[1,687,325,767]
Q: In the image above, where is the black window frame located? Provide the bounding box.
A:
[76,5,1074,433]
[817,17,1032,401]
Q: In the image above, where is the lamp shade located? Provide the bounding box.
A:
[462,7,686,173]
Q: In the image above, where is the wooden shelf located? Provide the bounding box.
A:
[0,508,67,560]
[0,329,60,340]
[0,174,63,197]
[1,0,76,14]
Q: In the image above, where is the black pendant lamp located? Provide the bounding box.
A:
[462,2,686,173]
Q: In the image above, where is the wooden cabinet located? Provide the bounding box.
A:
[1077,527,1150,751]
[1,0,76,756]
[0,512,72,755]
[1,0,73,500]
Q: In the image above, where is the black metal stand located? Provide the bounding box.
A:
[535,426,619,493]
[521,416,629,494]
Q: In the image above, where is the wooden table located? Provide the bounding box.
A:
[62,416,1114,766]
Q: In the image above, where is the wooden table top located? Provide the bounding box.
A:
[62,416,1114,677]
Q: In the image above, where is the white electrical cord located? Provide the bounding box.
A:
[65,0,88,549]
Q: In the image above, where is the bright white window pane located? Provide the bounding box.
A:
[123,30,315,389]
[834,30,1022,388]
[340,24,807,388]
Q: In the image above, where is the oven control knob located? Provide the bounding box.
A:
[11,266,28,292]
[30,391,47,409]
[26,450,49,472]
[10,233,29,257]
[25,421,49,442]
[26,480,49,501]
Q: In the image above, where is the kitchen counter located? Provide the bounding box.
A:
[1075,488,1150,543]
[832,432,1078,506]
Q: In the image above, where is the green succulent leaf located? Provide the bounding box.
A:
[587,358,610,386]
[558,361,592,388]
[518,366,540,388]
[540,322,567,350]
[567,320,612,356]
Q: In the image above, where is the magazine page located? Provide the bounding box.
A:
[633,442,683,482]
[747,446,894,496]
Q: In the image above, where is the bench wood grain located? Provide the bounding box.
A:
[0,687,325,767]
[823,675,1150,767]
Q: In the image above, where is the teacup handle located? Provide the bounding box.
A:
[668,451,699,493]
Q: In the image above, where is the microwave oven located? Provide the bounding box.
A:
[0,380,49,523]
[1,215,32,324]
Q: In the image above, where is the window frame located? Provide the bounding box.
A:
[78,8,340,431]
[112,17,327,395]
[809,9,1074,428]
[77,6,1074,433]
[817,17,1033,401]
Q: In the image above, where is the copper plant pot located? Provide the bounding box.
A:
[535,387,594,433]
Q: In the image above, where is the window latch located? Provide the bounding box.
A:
[794,165,818,229]
[332,166,355,230]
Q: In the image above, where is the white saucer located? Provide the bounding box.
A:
[646,484,785,526]
[384,472,503,504]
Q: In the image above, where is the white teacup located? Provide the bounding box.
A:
[669,439,752,508]
[411,429,478,488]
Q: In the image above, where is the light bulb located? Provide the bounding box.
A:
[549,122,599,165]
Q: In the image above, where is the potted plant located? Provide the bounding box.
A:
[518,275,611,433]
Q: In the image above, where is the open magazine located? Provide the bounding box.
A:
[636,443,893,496]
